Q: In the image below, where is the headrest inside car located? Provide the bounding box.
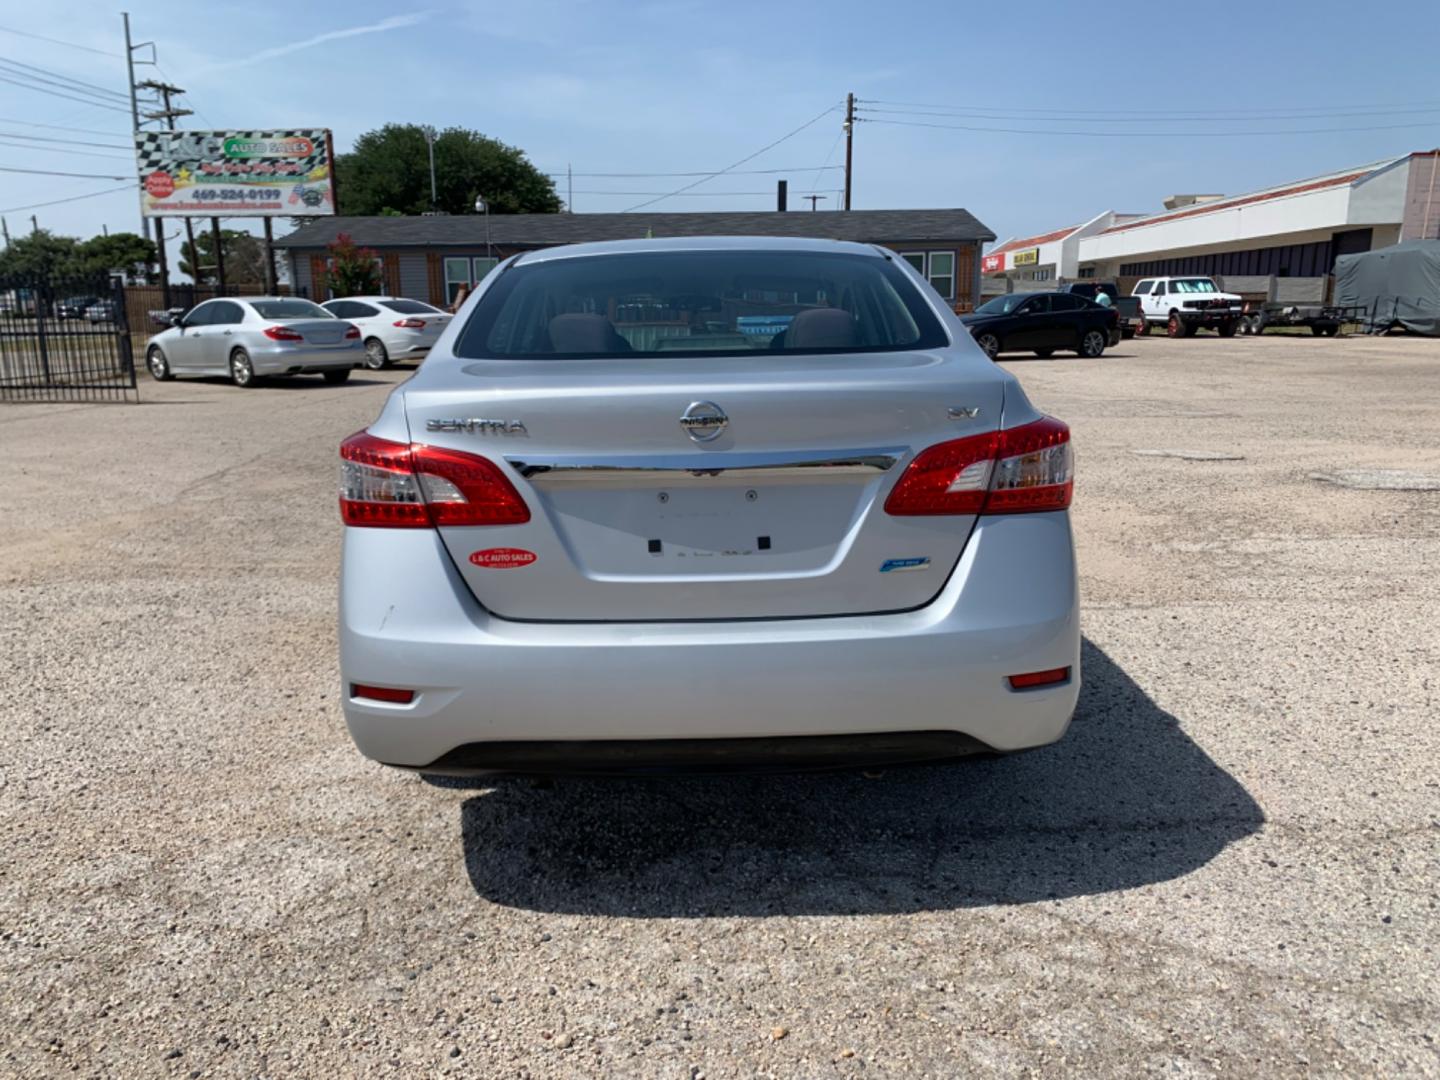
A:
[548,313,630,353]
[783,308,858,349]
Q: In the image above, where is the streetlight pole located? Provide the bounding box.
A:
[423,127,438,212]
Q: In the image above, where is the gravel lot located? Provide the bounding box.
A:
[3,333,1438,1077]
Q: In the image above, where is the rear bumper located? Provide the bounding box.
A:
[339,512,1081,771]
[250,341,362,373]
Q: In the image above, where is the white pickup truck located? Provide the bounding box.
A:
[1132,276,1243,337]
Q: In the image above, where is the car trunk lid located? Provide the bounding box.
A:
[404,351,1004,621]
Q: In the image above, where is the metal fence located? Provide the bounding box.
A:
[0,274,137,403]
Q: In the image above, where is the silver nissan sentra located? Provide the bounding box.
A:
[338,237,1079,774]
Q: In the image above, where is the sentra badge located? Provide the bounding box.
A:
[427,418,528,435]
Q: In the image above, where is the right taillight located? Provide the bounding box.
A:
[885,417,1072,516]
[339,431,530,528]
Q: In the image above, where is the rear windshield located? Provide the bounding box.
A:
[251,299,331,319]
[380,299,442,315]
[453,250,949,359]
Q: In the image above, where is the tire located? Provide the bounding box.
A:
[1324,325,1340,337]
[975,332,1000,359]
[1167,313,1184,338]
[1217,320,1237,338]
[1033,348,1055,358]
[1136,318,1150,337]
[146,346,173,381]
[1121,328,1135,340]
[1078,329,1106,358]
[362,337,390,370]
[229,348,257,388]
[322,368,352,385]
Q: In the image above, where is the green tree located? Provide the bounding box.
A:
[0,229,81,278]
[75,232,156,283]
[179,230,267,285]
[321,232,382,297]
[335,124,561,217]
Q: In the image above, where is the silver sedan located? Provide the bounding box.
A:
[145,296,363,387]
[338,237,1080,775]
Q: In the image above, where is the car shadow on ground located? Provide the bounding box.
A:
[444,639,1263,916]
[178,375,391,390]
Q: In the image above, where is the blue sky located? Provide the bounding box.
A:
[2,0,1437,265]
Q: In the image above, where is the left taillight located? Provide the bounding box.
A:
[884,417,1073,516]
[339,431,530,528]
[344,324,361,339]
[393,318,426,328]
[262,325,303,341]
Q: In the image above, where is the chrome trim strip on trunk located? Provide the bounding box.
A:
[507,447,906,483]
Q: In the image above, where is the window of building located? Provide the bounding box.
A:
[900,251,956,300]
[444,257,472,304]
[1078,267,1096,279]
[473,256,499,283]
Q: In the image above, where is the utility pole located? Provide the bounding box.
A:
[140,77,197,291]
[803,195,826,211]
[567,163,573,213]
[31,215,39,236]
[125,14,170,304]
[843,92,854,212]
[1,217,10,248]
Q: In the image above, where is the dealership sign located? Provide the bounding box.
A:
[1011,247,1040,266]
[135,129,335,217]
[981,252,1006,273]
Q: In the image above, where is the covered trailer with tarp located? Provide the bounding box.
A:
[1334,240,1440,336]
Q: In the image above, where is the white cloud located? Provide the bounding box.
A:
[209,12,434,71]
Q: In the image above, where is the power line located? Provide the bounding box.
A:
[0,62,130,107]
[857,104,1440,124]
[0,72,131,112]
[0,129,132,149]
[547,165,843,178]
[0,138,131,159]
[572,189,847,197]
[0,54,130,101]
[861,116,1440,138]
[0,164,133,180]
[0,183,133,214]
[0,23,118,58]
[860,96,1440,117]
[807,128,845,195]
[0,116,125,137]
[621,102,842,213]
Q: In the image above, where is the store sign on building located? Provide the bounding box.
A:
[1012,248,1040,267]
[981,253,1006,273]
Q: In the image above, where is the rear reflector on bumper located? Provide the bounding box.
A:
[351,683,415,704]
[1007,667,1071,690]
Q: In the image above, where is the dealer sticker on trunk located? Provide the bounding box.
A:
[469,548,537,569]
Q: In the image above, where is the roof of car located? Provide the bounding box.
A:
[272,209,996,250]
[513,235,886,264]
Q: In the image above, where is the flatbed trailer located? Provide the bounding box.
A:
[1238,303,1367,337]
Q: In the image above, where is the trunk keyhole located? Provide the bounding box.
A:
[745,490,758,502]
[657,492,669,504]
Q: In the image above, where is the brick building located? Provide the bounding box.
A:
[273,209,994,313]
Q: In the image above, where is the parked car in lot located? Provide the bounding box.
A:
[337,238,1080,775]
[960,291,1119,359]
[1058,281,1144,338]
[1133,276,1243,337]
[320,295,452,369]
[85,299,117,324]
[57,295,99,320]
[144,296,363,387]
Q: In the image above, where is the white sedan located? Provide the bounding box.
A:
[320,296,453,369]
